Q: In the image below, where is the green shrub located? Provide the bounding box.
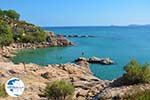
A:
[0,83,7,98]
[32,29,47,42]
[123,90,150,100]
[0,23,13,46]
[44,80,74,100]
[12,26,47,43]
[19,32,47,43]
[123,59,150,85]
[20,35,35,43]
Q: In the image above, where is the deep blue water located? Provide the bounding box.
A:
[12,26,150,80]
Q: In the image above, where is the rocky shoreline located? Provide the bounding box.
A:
[0,60,150,100]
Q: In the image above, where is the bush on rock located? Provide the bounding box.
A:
[44,80,74,100]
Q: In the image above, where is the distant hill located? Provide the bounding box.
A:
[128,24,150,27]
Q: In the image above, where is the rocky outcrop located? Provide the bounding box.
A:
[75,57,114,65]
[47,32,74,47]
[55,36,74,46]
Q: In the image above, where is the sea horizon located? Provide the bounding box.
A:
[42,24,150,28]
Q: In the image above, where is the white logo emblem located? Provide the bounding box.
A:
[5,78,25,97]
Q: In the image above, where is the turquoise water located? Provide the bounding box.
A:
[12,26,150,80]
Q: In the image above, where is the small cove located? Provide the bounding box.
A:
[12,26,150,80]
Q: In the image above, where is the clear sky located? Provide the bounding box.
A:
[0,0,150,26]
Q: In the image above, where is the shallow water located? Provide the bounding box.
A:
[12,26,150,80]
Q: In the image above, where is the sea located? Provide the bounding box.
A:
[12,26,150,80]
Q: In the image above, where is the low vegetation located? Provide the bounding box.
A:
[44,80,75,100]
[123,59,150,85]
[0,9,48,47]
[0,83,7,98]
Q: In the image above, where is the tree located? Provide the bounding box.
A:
[44,80,74,100]
[4,10,20,20]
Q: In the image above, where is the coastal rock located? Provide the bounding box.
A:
[89,56,101,61]
[75,56,114,65]
[46,33,74,47]
[48,31,55,37]
[76,60,91,74]
[88,57,114,65]
[75,57,87,62]
[68,35,78,38]
[56,36,73,46]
